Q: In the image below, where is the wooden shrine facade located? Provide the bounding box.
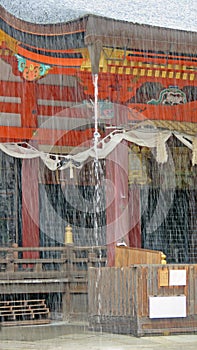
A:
[0,6,197,265]
[1,8,197,135]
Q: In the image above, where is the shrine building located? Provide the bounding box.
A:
[0,5,197,266]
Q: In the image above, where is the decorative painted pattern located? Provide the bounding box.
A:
[0,48,12,56]
[80,47,197,81]
[81,60,197,80]
[147,87,187,105]
[15,54,51,81]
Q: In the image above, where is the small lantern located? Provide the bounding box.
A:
[64,224,74,245]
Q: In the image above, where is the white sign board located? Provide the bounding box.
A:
[169,269,186,286]
[149,295,186,318]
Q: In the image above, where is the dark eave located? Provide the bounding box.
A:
[0,5,87,50]
[85,15,197,56]
[0,5,87,35]
[1,5,197,56]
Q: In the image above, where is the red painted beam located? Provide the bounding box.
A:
[126,51,197,68]
[0,81,21,97]
[38,105,67,116]
[0,81,86,102]
[50,67,79,75]
[0,102,20,114]
[36,84,86,101]
[128,101,197,123]
[38,105,94,118]
[0,126,94,146]
[0,102,92,120]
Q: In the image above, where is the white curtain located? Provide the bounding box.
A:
[0,129,196,170]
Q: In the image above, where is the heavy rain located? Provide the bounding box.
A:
[0,0,197,349]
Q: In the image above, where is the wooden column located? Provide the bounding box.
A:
[128,184,141,247]
[22,158,39,258]
[62,285,71,321]
[106,141,129,266]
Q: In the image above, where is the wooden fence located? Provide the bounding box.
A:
[88,264,197,336]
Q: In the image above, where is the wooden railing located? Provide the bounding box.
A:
[0,245,107,322]
[0,245,107,279]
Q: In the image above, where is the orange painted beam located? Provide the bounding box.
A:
[128,101,197,123]
[129,75,197,89]
[38,105,67,116]
[0,126,94,146]
[0,81,21,97]
[0,102,91,120]
[0,101,20,114]
[17,46,84,67]
[50,66,79,75]
[36,84,86,102]
[37,104,93,117]
[0,81,86,101]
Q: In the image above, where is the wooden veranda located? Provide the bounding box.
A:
[0,245,107,325]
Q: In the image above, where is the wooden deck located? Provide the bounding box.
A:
[2,245,197,335]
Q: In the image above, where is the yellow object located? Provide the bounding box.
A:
[161,252,167,264]
[64,225,73,245]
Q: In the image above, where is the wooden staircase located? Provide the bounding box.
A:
[0,299,50,326]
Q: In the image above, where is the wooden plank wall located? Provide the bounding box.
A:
[88,264,197,336]
[115,246,166,267]
[89,267,136,318]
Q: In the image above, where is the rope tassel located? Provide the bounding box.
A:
[192,136,197,166]
[156,132,168,163]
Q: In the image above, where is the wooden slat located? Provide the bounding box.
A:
[1,319,50,326]
[88,264,197,336]
[115,246,164,267]
[0,298,50,325]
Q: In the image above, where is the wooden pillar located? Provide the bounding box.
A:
[62,285,71,321]
[128,184,141,247]
[106,141,129,266]
[20,81,38,128]
[22,158,39,258]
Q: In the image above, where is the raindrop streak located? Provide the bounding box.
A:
[92,73,102,331]
[92,73,101,243]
